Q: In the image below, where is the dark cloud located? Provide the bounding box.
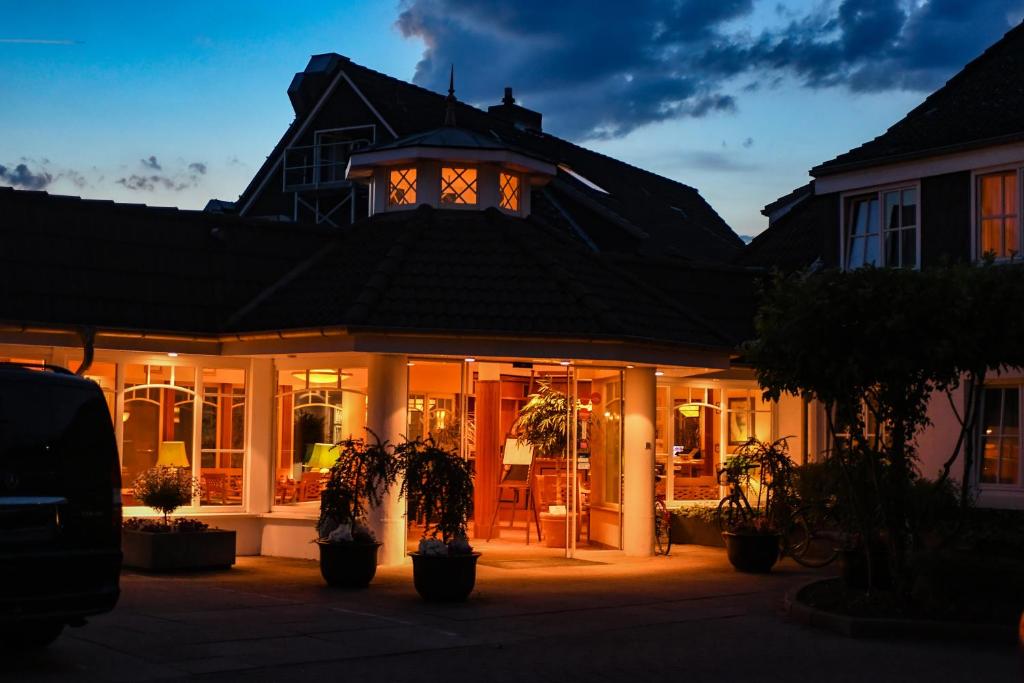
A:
[742,137,754,148]
[141,155,162,171]
[397,0,1024,139]
[687,150,758,172]
[188,162,207,175]
[0,163,53,190]
[117,174,191,192]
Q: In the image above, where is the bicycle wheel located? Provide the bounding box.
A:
[787,505,841,568]
[654,499,671,555]
[716,496,747,532]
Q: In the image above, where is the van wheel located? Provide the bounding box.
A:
[0,621,64,650]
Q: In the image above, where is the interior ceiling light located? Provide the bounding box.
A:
[465,357,476,363]
[167,352,179,357]
[292,369,351,385]
[655,370,665,376]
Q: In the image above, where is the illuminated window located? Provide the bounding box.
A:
[978,171,1018,259]
[980,387,1019,485]
[499,172,520,212]
[388,168,417,206]
[440,167,477,205]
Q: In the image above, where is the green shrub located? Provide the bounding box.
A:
[131,467,201,525]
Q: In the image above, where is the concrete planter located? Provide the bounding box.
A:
[122,529,236,572]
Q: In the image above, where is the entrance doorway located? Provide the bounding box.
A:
[406,359,623,556]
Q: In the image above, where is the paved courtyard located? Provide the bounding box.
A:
[9,543,1017,682]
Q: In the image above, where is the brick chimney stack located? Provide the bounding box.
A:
[488,87,542,132]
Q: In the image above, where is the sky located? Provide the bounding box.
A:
[2,1,1023,238]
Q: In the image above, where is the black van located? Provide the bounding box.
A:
[0,363,121,648]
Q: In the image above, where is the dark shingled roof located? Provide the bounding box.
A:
[0,187,330,335]
[226,205,733,349]
[236,55,744,263]
[813,21,1024,176]
[736,192,838,272]
[0,188,734,351]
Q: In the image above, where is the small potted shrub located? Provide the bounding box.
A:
[720,437,795,573]
[400,436,479,602]
[122,466,236,571]
[316,431,400,588]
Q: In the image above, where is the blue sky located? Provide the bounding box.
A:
[1,1,1022,237]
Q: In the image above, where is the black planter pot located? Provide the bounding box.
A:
[317,540,381,588]
[722,531,781,573]
[410,552,481,602]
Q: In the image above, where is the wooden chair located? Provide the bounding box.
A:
[201,473,228,505]
[298,471,324,502]
[275,477,298,505]
[486,437,541,543]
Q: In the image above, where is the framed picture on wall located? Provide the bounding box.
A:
[728,397,752,445]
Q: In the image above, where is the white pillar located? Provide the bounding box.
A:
[623,367,656,556]
[366,354,408,565]
[245,358,275,515]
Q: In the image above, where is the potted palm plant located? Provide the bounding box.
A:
[316,431,400,588]
[399,436,478,602]
[720,437,796,573]
[513,381,569,457]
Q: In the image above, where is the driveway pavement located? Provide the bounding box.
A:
[9,544,1018,682]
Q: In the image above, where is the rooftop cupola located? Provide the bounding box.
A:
[345,70,555,217]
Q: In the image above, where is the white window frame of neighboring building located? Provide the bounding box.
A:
[976,382,1023,491]
[839,181,921,271]
[971,164,1023,263]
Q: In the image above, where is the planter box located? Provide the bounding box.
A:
[122,528,236,571]
[671,514,725,548]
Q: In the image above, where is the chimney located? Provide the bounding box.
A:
[487,87,542,132]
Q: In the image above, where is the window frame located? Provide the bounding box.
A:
[439,165,479,208]
[840,181,921,271]
[498,171,522,214]
[971,165,1022,263]
[977,383,1023,490]
[387,166,418,207]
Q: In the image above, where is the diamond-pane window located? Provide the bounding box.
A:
[388,168,417,206]
[499,172,520,212]
[440,167,477,205]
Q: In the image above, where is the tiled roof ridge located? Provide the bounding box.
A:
[342,205,432,325]
[516,210,736,348]
[0,186,334,238]
[340,59,703,195]
[495,209,629,336]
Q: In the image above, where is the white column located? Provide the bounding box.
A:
[245,358,275,515]
[623,366,656,556]
[366,353,409,565]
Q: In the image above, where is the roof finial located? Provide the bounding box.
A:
[444,64,457,127]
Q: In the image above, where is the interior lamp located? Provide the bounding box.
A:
[306,443,339,472]
[156,441,190,468]
[678,403,701,418]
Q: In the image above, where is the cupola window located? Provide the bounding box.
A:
[388,167,417,206]
[499,172,521,212]
[440,166,478,205]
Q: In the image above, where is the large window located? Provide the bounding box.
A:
[273,366,367,506]
[845,186,918,269]
[199,368,247,506]
[440,166,477,205]
[980,387,1020,486]
[978,171,1018,259]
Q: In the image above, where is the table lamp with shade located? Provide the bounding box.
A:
[306,443,339,472]
[156,441,190,468]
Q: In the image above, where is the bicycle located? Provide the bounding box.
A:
[715,457,758,531]
[783,501,842,567]
[654,494,672,555]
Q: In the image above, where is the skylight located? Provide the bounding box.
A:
[557,164,609,195]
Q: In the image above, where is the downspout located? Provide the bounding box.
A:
[75,326,95,375]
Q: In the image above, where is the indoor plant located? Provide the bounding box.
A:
[316,431,400,588]
[122,466,236,571]
[513,381,569,457]
[400,436,478,602]
[720,437,796,573]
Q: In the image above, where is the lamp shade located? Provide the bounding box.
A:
[678,403,701,419]
[306,443,339,471]
[156,441,190,468]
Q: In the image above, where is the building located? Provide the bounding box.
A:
[0,55,780,562]
[744,21,1024,509]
